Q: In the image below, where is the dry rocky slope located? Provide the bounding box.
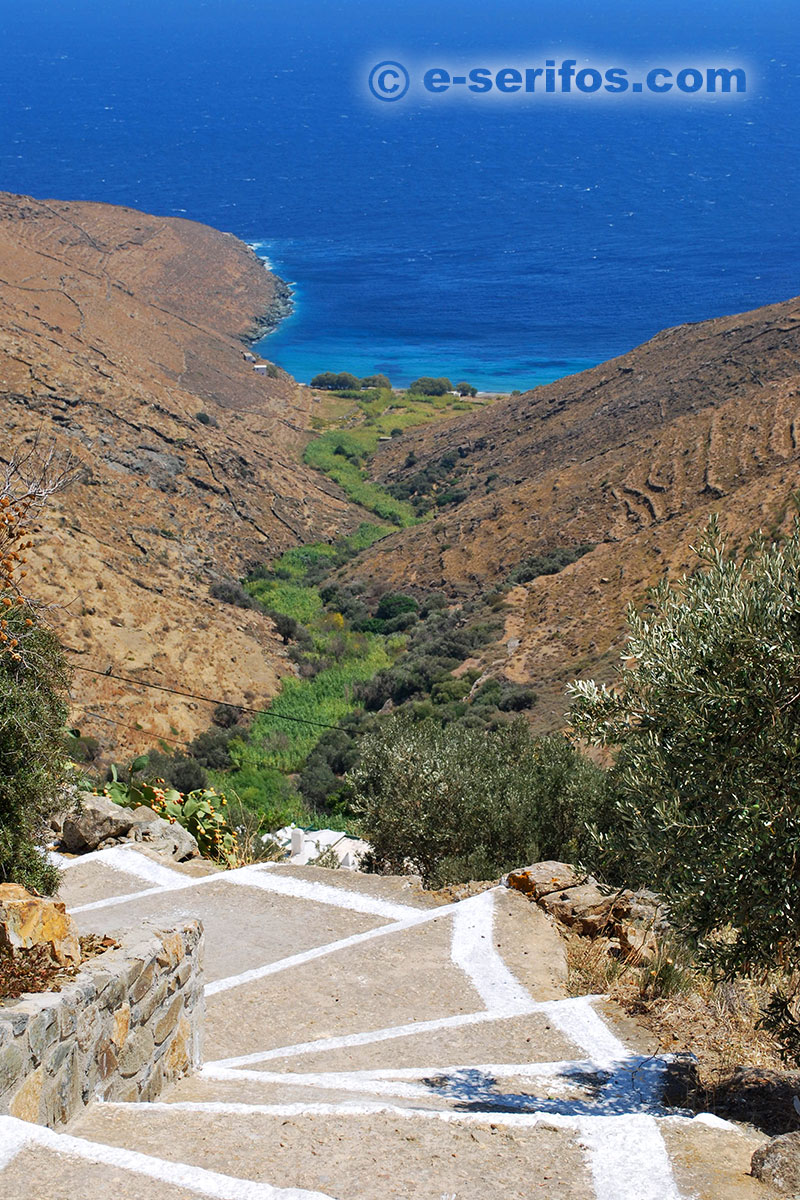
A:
[346,295,800,726]
[0,193,369,749]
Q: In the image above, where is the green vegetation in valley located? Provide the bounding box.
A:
[304,432,417,526]
[138,528,589,829]
[302,379,492,524]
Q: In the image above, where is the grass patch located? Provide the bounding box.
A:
[303,433,416,526]
[246,578,324,622]
[236,637,392,774]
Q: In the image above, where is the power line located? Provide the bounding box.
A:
[73,708,192,748]
[63,651,348,732]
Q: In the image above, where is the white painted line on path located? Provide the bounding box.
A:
[577,1114,682,1200]
[451,890,535,1014]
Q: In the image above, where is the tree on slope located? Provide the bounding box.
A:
[0,443,74,892]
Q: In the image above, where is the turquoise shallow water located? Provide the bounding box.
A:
[0,0,797,389]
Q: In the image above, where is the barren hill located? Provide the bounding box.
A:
[344,296,800,726]
[0,193,368,752]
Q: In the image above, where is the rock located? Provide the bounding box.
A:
[751,1131,800,1193]
[61,793,133,853]
[504,862,585,900]
[621,889,671,935]
[504,861,670,956]
[616,920,658,963]
[128,807,199,861]
[60,796,198,861]
[539,883,618,934]
[0,884,81,965]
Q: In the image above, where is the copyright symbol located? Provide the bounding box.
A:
[368,60,410,102]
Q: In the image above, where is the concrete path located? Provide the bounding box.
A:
[0,846,771,1199]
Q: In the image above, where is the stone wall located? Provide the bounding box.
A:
[0,919,203,1127]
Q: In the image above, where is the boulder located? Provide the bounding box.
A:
[504,862,584,900]
[616,920,658,964]
[59,796,199,862]
[127,807,199,861]
[613,887,669,927]
[539,882,618,935]
[503,861,670,957]
[751,1131,800,1193]
[0,884,81,965]
[61,793,133,853]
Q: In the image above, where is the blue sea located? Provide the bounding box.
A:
[0,0,797,390]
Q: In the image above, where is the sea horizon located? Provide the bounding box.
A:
[1,0,797,393]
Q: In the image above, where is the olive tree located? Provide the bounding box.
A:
[569,516,800,982]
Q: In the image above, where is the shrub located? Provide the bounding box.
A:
[66,732,101,763]
[348,713,606,887]
[267,610,302,644]
[297,724,362,811]
[509,544,595,585]
[375,592,419,621]
[187,726,238,771]
[213,703,242,728]
[135,749,209,793]
[408,376,453,396]
[455,381,478,397]
[361,374,391,389]
[569,517,800,985]
[0,608,69,892]
[209,579,262,610]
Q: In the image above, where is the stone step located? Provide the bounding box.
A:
[62,1089,768,1200]
[67,1099,596,1200]
[0,848,772,1200]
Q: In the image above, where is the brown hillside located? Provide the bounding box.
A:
[0,193,368,754]
[344,296,800,727]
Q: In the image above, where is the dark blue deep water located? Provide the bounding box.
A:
[0,1,797,389]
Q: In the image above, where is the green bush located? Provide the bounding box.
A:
[0,601,69,892]
[209,579,263,610]
[569,516,800,982]
[213,703,242,729]
[375,592,419,621]
[348,713,606,887]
